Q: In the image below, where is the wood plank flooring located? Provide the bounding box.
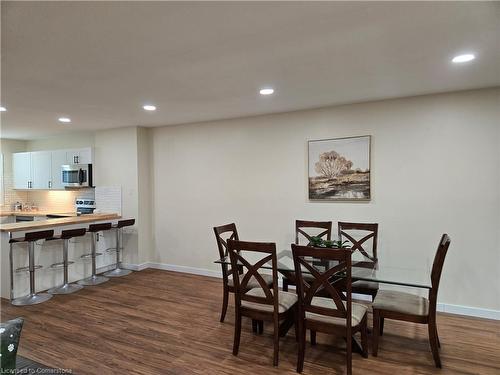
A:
[1,269,499,374]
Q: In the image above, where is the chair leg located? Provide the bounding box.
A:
[294,307,299,342]
[380,317,385,336]
[310,330,317,346]
[360,316,368,358]
[273,315,280,367]
[436,326,441,348]
[220,287,229,323]
[282,277,289,292]
[233,310,242,356]
[428,321,442,368]
[346,327,352,375]
[252,319,257,333]
[372,309,380,356]
[297,316,306,373]
[258,320,264,334]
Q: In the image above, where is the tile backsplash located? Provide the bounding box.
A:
[4,188,94,212]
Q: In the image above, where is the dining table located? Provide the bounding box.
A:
[214,247,431,355]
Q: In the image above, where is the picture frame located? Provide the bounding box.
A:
[308,135,371,201]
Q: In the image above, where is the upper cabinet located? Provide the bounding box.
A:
[50,150,67,190]
[13,152,31,189]
[12,147,93,190]
[31,151,52,189]
[66,148,93,164]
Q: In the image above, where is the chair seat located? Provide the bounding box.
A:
[352,280,379,290]
[241,288,298,313]
[373,290,429,316]
[306,297,368,327]
[228,273,273,289]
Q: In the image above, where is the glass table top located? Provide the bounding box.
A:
[215,249,431,289]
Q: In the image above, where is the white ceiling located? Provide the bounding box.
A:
[1,1,499,140]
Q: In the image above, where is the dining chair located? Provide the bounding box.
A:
[292,244,368,375]
[283,220,333,291]
[213,223,273,323]
[227,239,298,367]
[372,234,451,368]
[338,222,379,301]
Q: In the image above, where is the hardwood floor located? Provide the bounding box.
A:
[1,269,499,374]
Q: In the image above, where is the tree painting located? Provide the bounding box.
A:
[308,136,370,200]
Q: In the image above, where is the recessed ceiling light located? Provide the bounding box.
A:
[452,54,475,63]
[0,106,6,112]
[259,88,274,95]
[143,104,156,111]
[58,117,71,123]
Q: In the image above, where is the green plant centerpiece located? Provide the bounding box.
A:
[308,237,351,249]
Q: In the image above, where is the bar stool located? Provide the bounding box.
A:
[104,219,135,277]
[78,223,111,286]
[47,228,87,294]
[10,230,54,306]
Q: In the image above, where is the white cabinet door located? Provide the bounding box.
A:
[31,151,52,189]
[77,148,93,164]
[12,152,31,189]
[66,149,80,164]
[50,150,67,189]
[65,148,93,164]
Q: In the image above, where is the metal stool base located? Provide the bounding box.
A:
[48,283,83,295]
[11,293,53,306]
[77,275,109,286]
[104,268,132,277]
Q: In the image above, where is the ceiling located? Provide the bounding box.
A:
[1,1,499,140]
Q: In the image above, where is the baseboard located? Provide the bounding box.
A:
[437,302,500,320]
[126,262,500,321]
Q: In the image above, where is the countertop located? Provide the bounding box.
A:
[0,210,78,217]
[0,213,121,233]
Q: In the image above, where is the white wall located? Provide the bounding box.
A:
[151,88,500,312]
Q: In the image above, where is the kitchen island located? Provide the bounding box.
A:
[0,213,122,300]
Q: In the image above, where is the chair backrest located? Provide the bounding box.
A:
[338,222,378,262]
[428,234,451,316]
[214,223,240,284]
[227,240,278,315]
[295,220,332,245]
[292,244,352,328]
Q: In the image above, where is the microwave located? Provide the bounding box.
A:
[61,164,93,188]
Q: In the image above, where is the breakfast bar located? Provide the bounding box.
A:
[0,213,121,300]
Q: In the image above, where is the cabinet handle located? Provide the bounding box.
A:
[48,181,52,189]
[27,181,30,189]
[73,156,77,163]
[76,156,79,163]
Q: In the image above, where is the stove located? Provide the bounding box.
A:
[75,198,96,215]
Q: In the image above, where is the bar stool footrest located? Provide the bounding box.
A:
[80,253,103,259]
[15,265,42,273]
[49,261,75,269]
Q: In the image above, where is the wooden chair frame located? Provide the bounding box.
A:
[292,244,368,375]
[213,223,240,323]
[372,234,451,368]
[338,222,379,300]
[227,239,296,367]
[283,220,333,292]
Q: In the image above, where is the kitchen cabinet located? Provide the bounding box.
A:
[31,151,52,189]
[66,148,92,164]
[12,147,93,190]
[50,150,67,189]
[12,152,31,189]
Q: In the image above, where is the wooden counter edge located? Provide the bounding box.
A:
[0,213,122,233]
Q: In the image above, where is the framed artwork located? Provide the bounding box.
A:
[308,135,371,201]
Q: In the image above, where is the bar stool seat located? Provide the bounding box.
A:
[11,230,54,306]
[104,219,135,277]
[78,223,112,286]
[47,228,87,295]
